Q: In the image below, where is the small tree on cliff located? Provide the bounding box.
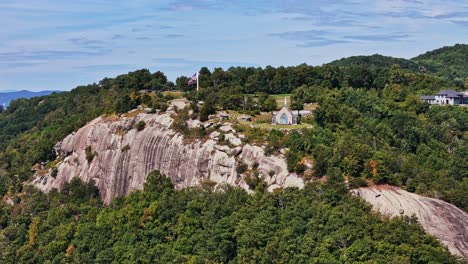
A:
[136,121,146,131]
[143,171,174,200]
[61,178,101,204]
[85,146,95,163]
[199,97,216,122]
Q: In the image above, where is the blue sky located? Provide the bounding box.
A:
[0,0,467,91]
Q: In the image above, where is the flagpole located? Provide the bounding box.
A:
[197,71,199,92]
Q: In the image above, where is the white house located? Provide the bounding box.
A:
[421,90,467,105]
[272,106,299,125]
[271,97,312,125]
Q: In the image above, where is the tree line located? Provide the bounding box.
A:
[0,171,460,263]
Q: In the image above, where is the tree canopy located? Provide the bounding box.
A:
[0,171,459,263]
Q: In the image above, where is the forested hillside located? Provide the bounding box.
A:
[328,44,468,85]
[412,44,468,80]
[0,44,467,261]
[289,88,467,211]
[0,171,459,263]
[327,54,422,72]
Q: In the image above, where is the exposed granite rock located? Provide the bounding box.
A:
[32,112,303,204]
[353,185,468,258]
[224,133,242,146]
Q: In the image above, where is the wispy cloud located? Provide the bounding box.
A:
[165,34,184,38]
[153,57,258,65]
[270,30,352,47]
[269,30,328,41]
[163,0,229,11]
[298,39,351,47]
[451,20,468,26]
[0,50,111,61]
[343,33,410,42]
[75,64,132,71]
[0,61,46,69]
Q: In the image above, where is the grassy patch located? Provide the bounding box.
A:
[163,90,183,99]
[124,109,145,118]
[303,103,319,111]
[244,94,292,110]
[270,94,292,108]
[45,158,62,169]
[238,119,312,130]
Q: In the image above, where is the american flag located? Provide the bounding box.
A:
[188,72,198,85]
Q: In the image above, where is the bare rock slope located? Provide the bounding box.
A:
[353,186,468,258]
[32,108,303,204]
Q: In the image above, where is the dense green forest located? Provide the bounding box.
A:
[327,54,423,72]
[181,58,467,211]
[288,88,467,211]
[328,44,468,85]
[0,171,460,263]
[412,44,468,80]
[0,44,467,262]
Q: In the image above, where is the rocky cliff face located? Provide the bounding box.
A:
[353,186,468,258]
[32,108,304,204]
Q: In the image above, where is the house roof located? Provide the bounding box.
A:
[436,90,464,98]
[421,95,435,100]
[272,106,305,117]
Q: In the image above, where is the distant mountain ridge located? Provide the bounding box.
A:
[327,43,468,80]
[327,54,422,71]
[0,90,59,108]
[412,44,468,80]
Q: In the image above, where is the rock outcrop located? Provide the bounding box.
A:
[353,185,468,258]
[32,109,303,204]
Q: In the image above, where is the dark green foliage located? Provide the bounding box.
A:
[295,163,306,174]
[51,168,58,179]
[412,44,468,81]
[199,96,216,122]
[265,129,285,155]
[114,94,137,113]
[328,44,468,83]
[170,108,190,135]
[286,149,302,173]
[0,45,465,263]
[285,87,468,211]
[0,172,458,263]
[60,178,101,204]
[135,120,146,131]
[85,146,95,163]
[328,54,422,72]
[256,92,278,112]
[348,177,368,189]
[244,171,261,190]
[236,162,247,175]
[121,145,130,152]
[177,49,461,98]
[187,53,457,115]
[143,170,174,195]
